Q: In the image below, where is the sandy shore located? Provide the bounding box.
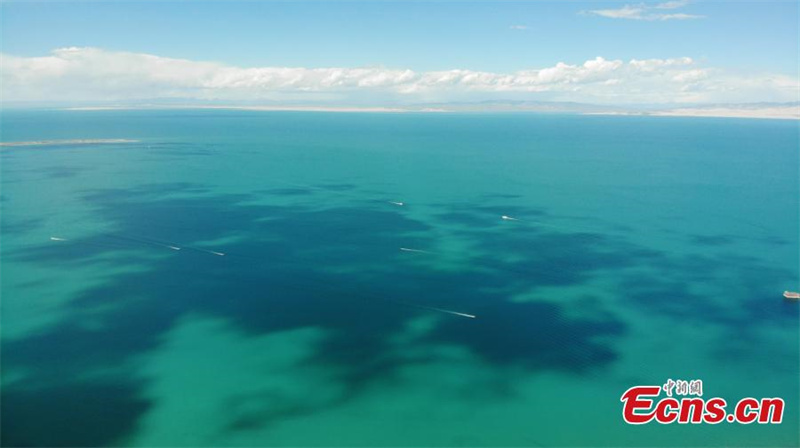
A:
[650,106,800,120]
[0,139,139,147]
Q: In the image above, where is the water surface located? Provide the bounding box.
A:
[1,110,798,447]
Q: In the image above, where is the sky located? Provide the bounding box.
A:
[1,0,799,105]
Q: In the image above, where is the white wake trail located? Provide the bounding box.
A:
[399,247,433,254]
[420,306,477,319]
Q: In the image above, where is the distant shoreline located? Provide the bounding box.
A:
[584,106,800,120]
[54,104,800,120]
[0,139,139,147]
[63,105,418,113]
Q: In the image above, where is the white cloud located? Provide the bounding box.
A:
[1,48,797,105]
[589,5,647,20]
[586,1,704,21]
[509,25,529,30]
[654,0,689,10]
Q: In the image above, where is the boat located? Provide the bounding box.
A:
[783,291,800,300]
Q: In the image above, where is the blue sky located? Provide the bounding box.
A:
[1,1,798,105]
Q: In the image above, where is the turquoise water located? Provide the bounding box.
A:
[1,109,798,447]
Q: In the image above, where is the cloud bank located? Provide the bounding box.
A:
[1,47,797,105]
[586,0,704,21]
